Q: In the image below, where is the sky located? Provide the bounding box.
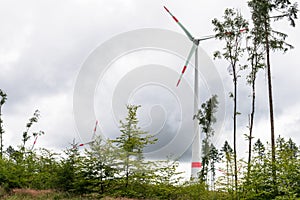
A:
[0,0,299,176]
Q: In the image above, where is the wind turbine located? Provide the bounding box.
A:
[163,6,214,179]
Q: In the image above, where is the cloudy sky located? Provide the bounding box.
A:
[1,0,299,175]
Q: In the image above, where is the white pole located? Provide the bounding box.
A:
[191,45,201,179]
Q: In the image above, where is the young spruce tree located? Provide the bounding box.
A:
[113,105,156,191]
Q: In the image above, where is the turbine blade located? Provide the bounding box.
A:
[199,35,215,41]
[184,43,197,67]
[176,74,183,87]
[30,136,39,151]
[176,44,197,87]
[78,140,95,148]
[85,141,95,145]
[164,6,194,42]
[91,120,98,140]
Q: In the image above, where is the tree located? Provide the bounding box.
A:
[0,89,7,159]
[212,8,248,193]
[56,142,83,193]
[194,95,219,184]
[21,110,44,153]
[242,139,274,199]
[83,135,117,195]
[275,137,300,198]
[241,137,300,199]
[113,105,157,192]
[247,0,298,189]
[208,144,221,190]
[217,141,235,194]
[32,148,60,189]
[245,24,265,176]
[253,139,265,164]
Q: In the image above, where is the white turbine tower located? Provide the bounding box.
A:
[163,6,214,179]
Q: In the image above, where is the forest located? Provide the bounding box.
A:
[0,0,299,199]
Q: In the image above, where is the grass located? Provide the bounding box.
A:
[1,189,140,200]
[1,189,86,200]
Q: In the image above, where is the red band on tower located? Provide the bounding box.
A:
[192,162,202,168]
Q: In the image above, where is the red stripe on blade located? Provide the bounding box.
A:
[172,16,178,23]
[192,162,202,168]
[79,144,84,147]
[176,79,181,87]
[182,66,187,74]
[163,6,169,12]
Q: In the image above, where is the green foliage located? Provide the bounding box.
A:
[216,141,235,194]
[112,105,157,191]
[114,105,157,154]
[0,89,7,158]
[0,99,299,199]
[275,137,300,198]
[22,110,45,152]
[240,137,300,199]
[194,95,218,136]
[56,144,84,193]
[194,95,220,186]
[0,1,299,195]
[0,89,6,107]
[3,190,83,200]
[177,181,233,200]
[248,0,298,51]
[212,8,248,67]
[81,136,117,195]
[247,1,298,191]
[0,104,189,199]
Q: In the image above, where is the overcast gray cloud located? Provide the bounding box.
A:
[0,0,299,177]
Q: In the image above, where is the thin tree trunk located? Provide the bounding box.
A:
[265,19,277,192]
[233,70,238,195]
[100,173,104,194]
[226,159,229,189]
[247,71,256,176]
[125,154,129,188]
[125,125,131,188]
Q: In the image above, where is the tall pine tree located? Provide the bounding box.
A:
[248,0,298,191]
